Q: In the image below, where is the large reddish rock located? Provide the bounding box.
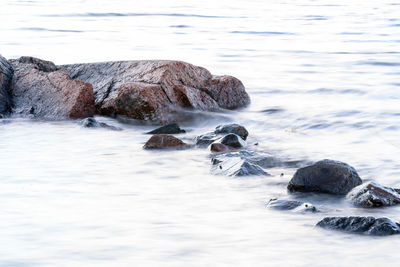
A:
[9,57,95,119]
[0,55,13,115]
[60,60,250,123]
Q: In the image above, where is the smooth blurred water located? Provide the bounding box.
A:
[1,0,400,266]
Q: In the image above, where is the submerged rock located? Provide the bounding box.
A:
[287,159,362,195]
[347,181,400,208]
[316,216,400,236]
[211,152,268,177]
[144,134,189,149]
[0,55,12,115]
[267,199,318,213]
[80,117,122,130]
[9,57,95,119]
[214,124,249,140]
[60,60,250,123]
[146,123,185,134]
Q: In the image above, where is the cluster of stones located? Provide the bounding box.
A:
[144,122,400,236]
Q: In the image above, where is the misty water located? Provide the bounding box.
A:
[1,0,400,266]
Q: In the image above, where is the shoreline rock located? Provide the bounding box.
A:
[60,60,250,123]
[9,57,95,119]
[287,159,362,195]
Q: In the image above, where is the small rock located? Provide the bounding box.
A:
[316,216,400,236]
[220,133,247,148]
[210,143,232,153]
[267,199,318,213]
[214,124,249,140]
[347,181,400,208]
[80,117,122,130]
[195,132,220,147]
[144,134,189,149]
[211,155,268,177]
[287,159,362,195]
[146,123,186,134]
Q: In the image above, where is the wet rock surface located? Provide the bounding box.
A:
[0,55,12,115]
[267,199,318,213]
[219,133,247,148]
[196,124,249,147]
[144,134,189,149]
[287,159,362,195]
[211,152,269,177]
[347,181,400,208]
[60,60,250,123]
[9,57,95,119]
[146,123,185,134]
[80,117,122,130]
[211,157,268,177]
[317,216,400,236]
[214,124,249,140]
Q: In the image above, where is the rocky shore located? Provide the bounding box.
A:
[2,54,399,237]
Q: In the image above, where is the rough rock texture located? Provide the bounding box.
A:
[287,159,362,195]
[80,117,122,130]
[220,133,247,148]
[214,124,249,140]
[143,134,189,149]
[211,152,268,177]
[60,60,250,123]
[0,55,13,115]
[10,57,95,119]
[146,123,185,134]
[267,199,318,213]
[317,216,400,236]
[196,124,249,147]
[347,181,400,208]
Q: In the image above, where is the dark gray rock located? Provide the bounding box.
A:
[267,198,318,212]
[220,133,247,148]
[287,159,362,195]
[59,60,250,123]
[81,117,122,130]
[347,181,400,208]
[214,124,249,140]
[0,55,13,115]
[316,216,400,236]
[146,123,185,134]
[211,152,268,177]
